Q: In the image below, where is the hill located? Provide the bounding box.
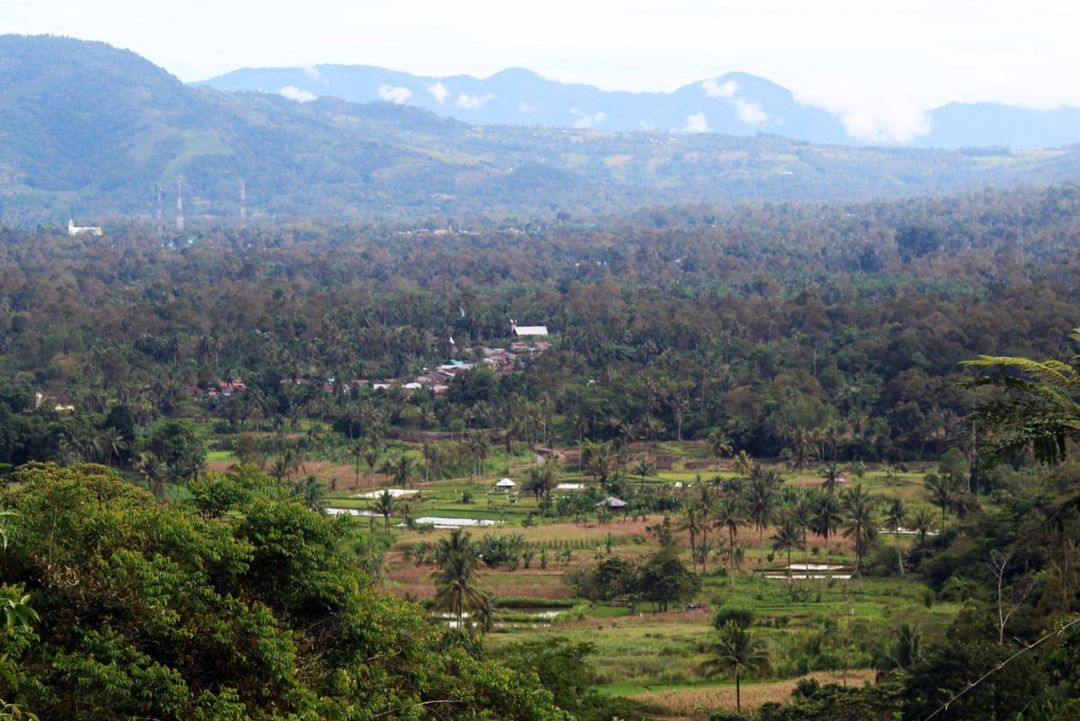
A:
[201,61,1080,151]
[5,35,1080,224]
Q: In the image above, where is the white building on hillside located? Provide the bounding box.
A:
[68,219,103,237]
[511,320,548,337]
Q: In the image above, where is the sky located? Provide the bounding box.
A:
[6,0,1080,142]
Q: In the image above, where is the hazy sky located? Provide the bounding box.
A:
[7,0,1080,141]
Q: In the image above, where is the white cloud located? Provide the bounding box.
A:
[427,81,450,105]
[571,107,607,128]
[302,66,325,83]
[455,92,495,109]
[734,98,769,125]
[795,74,930,143]
[518,101,534,112]
[277,85,317,103]
[702,78,739,99]
[378,84,412,104]
[684,112,709,133]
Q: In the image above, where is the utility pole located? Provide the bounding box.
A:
[156,184,164,241]
[176,175,185,233]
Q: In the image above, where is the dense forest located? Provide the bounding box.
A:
[0,180,1077,721]
[1,185,1077,467]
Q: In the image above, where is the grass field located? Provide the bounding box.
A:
[206,434,959,720]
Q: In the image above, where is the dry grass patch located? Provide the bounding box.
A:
[629,669,876,718]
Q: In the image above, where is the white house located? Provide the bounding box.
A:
[510,320,548,337]
[68,219,103,237]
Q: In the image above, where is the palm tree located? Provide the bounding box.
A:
[293,475,327,511]
[678,505,706,573]
[714,497,744,588]
[632,460,655,491]
[363,441,381,489]
[581,440,615,488]
[370,489,396,532]
[841,484,877,577]
[961,326,1080,465]
[911,508,936,546]
[700,622,771,715]
[771,512,804,579]
[389,454,418,488]
[745,467,778,547]
[732,450,753,478]
[434,528,491,635]
[707,428,733,474]
[349,441,364,489]
[813,492,843,581]
[792,492,816,566]
[923,473,955,529]
[884,498,907,575]
[134,450,165,500]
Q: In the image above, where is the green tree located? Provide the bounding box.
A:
[770,512,804,580]
[370,489,396,532]
[434,529,491,635]
[841,484,877,576]
[700,621,771,715]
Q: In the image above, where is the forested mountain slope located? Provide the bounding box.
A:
[5,35,1080,224]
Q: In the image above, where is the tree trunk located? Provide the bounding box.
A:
[735,669,741,714]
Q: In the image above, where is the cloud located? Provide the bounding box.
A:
[277,86,317,103]
[795,75,930,143]
[302,66,325,83]
[455,93,495,109]
[684,112,709,133]
[734,98,769,125]
[378,84,412,105]
[427,81,450,105]
[702,78,768,125]
[702,78,739,99]
[518,101,534,112]
[571,107,607,128]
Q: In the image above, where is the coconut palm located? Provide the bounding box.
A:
[732,450,754,478]
[813,492,843,581]
[713,496,745,588]
[678,505,706,573]
[877,623,922,674]
[363,441,381,488]
[707,428,733,473]
[923,473,955,529]
[841,484,877,577]
[700,621,771,715]
[745,467,779,547]
[771,512,804,580]
[349,440,364,488]
[911,508,936,546]
[884,498,907,575]
[293,474,327,511]
[434,529,491,635]
[370,489,396,532]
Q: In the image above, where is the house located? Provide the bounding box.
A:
[68,219,103,237]
[510,321,548,337]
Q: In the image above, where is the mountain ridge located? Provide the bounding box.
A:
[4,35,1080,224]
[198,63,1080,150]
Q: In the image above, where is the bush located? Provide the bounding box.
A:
[709,712,751,721]
[714,607,754,629]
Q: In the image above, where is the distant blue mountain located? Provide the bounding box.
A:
[198,65,1080,150]
[197,66,851,144]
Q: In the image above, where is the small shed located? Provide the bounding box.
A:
[495,478,516,489]
[596,496,627,509]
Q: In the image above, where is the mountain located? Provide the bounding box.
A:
[201,65,852,144]
[4,35,1080,225]
[199,63,1080,151]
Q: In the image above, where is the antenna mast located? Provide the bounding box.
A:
[176,175,185,233]
[156,184,164,240]
[240,179,247,228]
